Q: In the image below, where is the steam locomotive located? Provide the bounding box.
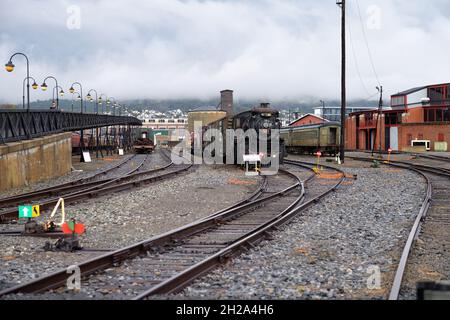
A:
[230,103,285,165]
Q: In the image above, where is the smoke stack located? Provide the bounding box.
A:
[220,89,234,117]
[260,103,270,109]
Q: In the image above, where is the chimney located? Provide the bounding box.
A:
[220,89,234,118]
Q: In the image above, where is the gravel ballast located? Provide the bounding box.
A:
[177,159,426,300]
[0,154,260,293]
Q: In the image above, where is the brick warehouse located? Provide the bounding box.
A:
[346,83,450,152]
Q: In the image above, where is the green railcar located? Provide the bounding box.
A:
[280,123,341,156]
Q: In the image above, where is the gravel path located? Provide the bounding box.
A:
[177,157,426,300]
[0,159,260,293]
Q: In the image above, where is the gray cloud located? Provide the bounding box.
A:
[1,0,449,104]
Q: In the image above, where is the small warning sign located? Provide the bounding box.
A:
[18,205,40,218]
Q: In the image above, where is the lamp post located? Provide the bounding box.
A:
[69,82,83,113]
[69,82,86,159]
[71,91,81,112]
[108,97,117,115]
[87,89,102,158]
[52,86,65,110]
[5,52,32,111]
[22,76,38,109]
[86,89,99,114]
[98,94,108,114]
[41,76,63,109]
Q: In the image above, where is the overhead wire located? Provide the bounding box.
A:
[354,0,381,87]
[347,14,373,98]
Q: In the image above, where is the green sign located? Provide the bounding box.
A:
[18,205,40,218]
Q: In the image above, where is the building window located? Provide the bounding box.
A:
[428,86,444,103]
[447,87,450,100]
[168,119,175,123]
[444,108,450,121]
[149,119,156,123]
[177,119,185,123]
[385,112,402,125]
[436,108,443,122]
[424,108,449,122]
[391,96,405,107]
[158,119,165,123]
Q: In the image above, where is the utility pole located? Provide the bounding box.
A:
[377,86,383,155]
[337,0,346,163]
[371,85,383,157]
[320,100,326,124]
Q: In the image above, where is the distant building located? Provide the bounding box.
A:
[314,105,375,122]
[141,117,188,142]
[346,83,450,152]
[287,114,329,127]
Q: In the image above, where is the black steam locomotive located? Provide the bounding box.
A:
[230,103,285,165]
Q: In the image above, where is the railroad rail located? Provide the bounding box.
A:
[0,153,149,209]
[347,149,450,163]
[347,155,450,300]
[0,151,192,223]
[0,159,345,299]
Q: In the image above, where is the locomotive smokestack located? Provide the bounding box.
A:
[221,89,234,129]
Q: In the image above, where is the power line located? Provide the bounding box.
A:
[347,16,373,97]
[354,0,381,87]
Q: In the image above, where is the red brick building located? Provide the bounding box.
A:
[289,114,329,127]
[346,83,450,152]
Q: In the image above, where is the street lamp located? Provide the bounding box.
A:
[98,94,108,114]
[5,52,31,111]
[41,76,63,109]
[22,76,38,109]
[108,97,117,115]
[71,91,81,112]
[69,82,83,113]
[86,89,99,114]
[52,86,65,109]
[70,82,86,157]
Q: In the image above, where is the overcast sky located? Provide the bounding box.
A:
[1,0,449,104]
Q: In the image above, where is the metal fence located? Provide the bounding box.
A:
[0,109,142,143]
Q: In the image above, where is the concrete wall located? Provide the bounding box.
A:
[0,133,72,192]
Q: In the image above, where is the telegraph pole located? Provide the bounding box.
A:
[377,86,383,155]
[337,0,346,163]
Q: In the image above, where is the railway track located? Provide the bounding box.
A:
[0,153,151,210]
[0,151,192,223]
[347,155,450,300]
[0,160,345,299]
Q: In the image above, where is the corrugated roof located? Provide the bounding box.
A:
[392,86,427,96]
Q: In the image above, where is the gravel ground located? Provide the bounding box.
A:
[0,157,261,294]
[176,157,426,300]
